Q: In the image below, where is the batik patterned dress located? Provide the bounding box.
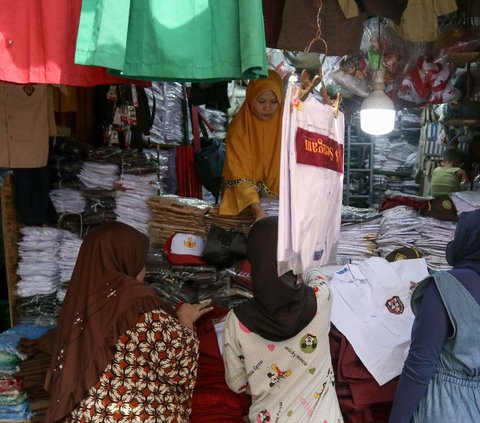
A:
[67,309,198,422]
[223,278,344,423]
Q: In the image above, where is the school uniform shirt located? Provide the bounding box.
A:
[223,279,344,423]
[0,0,147,86]
[0,82,56,168]
[330,257,430,385]
[278,82,344,275]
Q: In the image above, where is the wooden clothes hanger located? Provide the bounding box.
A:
[296,0,342,118]
[298,68,342,118]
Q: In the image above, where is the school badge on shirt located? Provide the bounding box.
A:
[23,84,35,96]
[385,295,405,314]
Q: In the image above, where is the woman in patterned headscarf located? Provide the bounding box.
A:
[44,222,212,422]
[390,208,480,423]
[220,70,284,222]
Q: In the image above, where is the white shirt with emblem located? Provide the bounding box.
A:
[330,257,429,385]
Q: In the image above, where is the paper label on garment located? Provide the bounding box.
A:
[295,127,344,173]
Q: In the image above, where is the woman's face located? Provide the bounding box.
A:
[252,89,279,121]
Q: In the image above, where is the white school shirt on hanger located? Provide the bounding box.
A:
[278,83,344,275]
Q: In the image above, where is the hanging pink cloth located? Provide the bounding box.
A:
[0,0,146,86]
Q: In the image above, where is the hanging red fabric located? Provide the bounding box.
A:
[175,105,203,199]
[0,0,149,86]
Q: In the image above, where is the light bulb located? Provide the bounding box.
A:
[360,70,395,136]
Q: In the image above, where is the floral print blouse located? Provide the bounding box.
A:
[67,309,199,422]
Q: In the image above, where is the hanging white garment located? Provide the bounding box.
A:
[330,256,430,385]
[278,83,344,275]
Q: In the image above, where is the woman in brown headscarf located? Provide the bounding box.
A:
[44,221,212,422]
[220,70,284,222]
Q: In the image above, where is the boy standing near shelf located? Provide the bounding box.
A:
[430,147,469,197]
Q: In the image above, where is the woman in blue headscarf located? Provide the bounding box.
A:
[389,209,480,423]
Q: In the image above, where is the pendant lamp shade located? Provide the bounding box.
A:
[360,70,395,136]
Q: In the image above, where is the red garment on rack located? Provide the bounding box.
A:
[176,146,203,199]
[0,0,147,86]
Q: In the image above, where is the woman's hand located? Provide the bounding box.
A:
[177,300,214,329]
[250,203,267,222]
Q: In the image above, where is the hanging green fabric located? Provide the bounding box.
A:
[75,0,268,82]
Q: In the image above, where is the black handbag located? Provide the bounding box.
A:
[191,105,225,198]
[202,225,247,267]
[194,139,225,197]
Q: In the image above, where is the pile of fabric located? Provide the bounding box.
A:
[115,172,159,234]
[451,191,480,215]
[78,161,119,191]
[376,206,424,256]
[75,149,121,232]
[49,188,86,216]
[373,137,418,174]
[16,228,83,324]
[50,146,171,236]
[55,230,82,304]
[145,250,250,308]
[204,205,253,236]
[15,351,50,423]
[0,325,52,422]
[146,82,185,145]
[16,228,63,325]
[114,150,162,235]
[337,219,381,265]
[48,136,86,191]
[79,190,117,232]
[147,195,211,246]
[336,206,382,265]
[370,113,421,205]
[376,205,456,271]
[52,149,120,235]
[414,218,457,271]
[48,137,87,235]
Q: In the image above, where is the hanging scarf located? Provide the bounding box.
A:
[220,70,284,215]
[446,208,480,274]
[233,216,317,341]
[45,222,173,422]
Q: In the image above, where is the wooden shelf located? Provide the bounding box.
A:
[0,174,20,326]
[444,119,480,127]
[373,169,413,177]
[446,52,480,65]
[348,142,372,146]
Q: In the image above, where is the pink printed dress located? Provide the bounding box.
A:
[223,273,344,423]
